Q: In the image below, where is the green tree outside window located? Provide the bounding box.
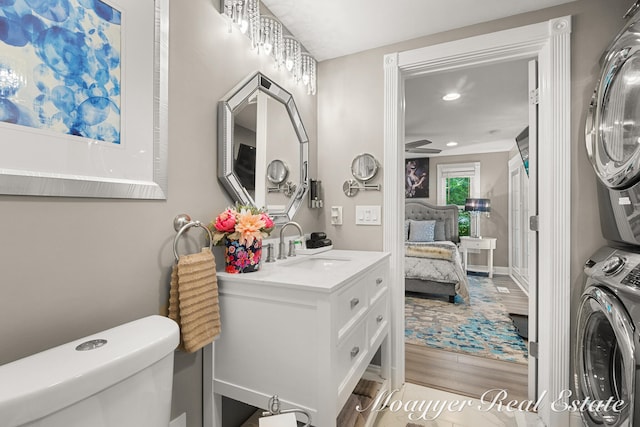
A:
[445,177,471,237]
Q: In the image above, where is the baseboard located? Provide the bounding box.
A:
[170,413,187,427]
[509,274,529,297]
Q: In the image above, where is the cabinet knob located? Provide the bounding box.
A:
[350,298,359,309]
[377,315,384,323]
[350,346,360,359]
[376,278,383,285]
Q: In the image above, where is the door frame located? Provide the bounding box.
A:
[383,16,571,426]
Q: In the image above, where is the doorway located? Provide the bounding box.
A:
[382,16,571,427]
[401,57,533,401]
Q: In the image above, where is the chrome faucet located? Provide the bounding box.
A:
[278,221,304,260]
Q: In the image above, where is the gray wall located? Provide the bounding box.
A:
[318,0,628,393]
[0,1,319,426]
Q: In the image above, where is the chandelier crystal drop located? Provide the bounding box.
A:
[223,0,260,46]
[259,16,283,65]
[283,36,301,79]
[301,53,316,95]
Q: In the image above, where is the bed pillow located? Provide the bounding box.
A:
[434,220,446,241]
[408,220,436,242]
[404,220,410,241]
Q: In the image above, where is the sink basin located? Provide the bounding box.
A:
[282,256,351,270]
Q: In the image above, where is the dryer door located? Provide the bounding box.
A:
[587,18,640,189]
[575,286,634,426]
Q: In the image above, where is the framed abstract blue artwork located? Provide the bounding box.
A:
[0,0,169,199]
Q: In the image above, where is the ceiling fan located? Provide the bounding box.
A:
[404,139,442,154]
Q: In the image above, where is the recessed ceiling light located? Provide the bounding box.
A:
[446,141,458,147]
[442,93,461,101]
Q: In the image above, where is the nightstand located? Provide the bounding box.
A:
[459,236,497,278]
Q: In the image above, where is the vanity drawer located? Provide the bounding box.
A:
[336,277,368,340]
[367,292,389,349]
[366,263,388,305]
[336,321,368,395]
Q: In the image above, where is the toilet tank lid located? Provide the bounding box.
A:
[0,315,179,427]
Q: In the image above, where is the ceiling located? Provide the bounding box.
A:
[404,58,530,157]
[260,0,572,157]
[261,0,576,61]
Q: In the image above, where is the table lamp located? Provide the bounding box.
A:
[464,198,491,238]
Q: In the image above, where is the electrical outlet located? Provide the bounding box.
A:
[331,206,343,225]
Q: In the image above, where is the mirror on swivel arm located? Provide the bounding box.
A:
[218,72,309,224]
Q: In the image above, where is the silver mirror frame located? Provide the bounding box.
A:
[351,153,379,182]
[218,72,309,224]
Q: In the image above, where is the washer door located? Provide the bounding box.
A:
[586,18,640,189]
[575,286,634,426]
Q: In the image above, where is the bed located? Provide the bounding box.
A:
[404,201,470,303]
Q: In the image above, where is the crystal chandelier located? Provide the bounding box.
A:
[222,0,260,47]
[283,36,301,80]
[301,53,316,95]
[221,0,317,95]
[258,15,283,64]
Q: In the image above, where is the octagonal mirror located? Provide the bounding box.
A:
[218,72,309,224]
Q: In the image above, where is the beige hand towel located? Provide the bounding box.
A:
[168,248,220,353]
[352,378,379,399]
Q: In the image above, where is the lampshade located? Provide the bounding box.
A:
[464,198,491,212]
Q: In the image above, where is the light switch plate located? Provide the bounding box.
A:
[355,205,381,225]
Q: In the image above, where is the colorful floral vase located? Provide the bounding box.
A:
[224,239,262,273]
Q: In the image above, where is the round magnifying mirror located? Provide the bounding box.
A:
[266,159,289,185]
[351,153,379,182]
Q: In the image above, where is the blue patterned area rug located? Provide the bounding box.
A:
[405,275,528,364]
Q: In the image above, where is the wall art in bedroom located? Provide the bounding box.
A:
[405,157,429,198]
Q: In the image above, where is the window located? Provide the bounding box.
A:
[437,162,481,237]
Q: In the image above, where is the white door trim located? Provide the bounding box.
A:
[383,16,571,427]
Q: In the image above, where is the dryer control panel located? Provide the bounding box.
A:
[621,263,640,287]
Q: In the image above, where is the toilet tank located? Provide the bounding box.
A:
[0,315,179,427]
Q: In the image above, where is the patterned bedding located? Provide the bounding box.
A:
[404,241,470,303]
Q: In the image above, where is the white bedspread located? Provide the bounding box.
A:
[404,241,470,303]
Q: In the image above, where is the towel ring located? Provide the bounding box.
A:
[173,220,214,262]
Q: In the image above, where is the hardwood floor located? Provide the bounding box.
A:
[406,344,529,402]
[492,274,529,315]
[405,274,530,402]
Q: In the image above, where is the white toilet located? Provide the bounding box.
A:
[0,315,179,427]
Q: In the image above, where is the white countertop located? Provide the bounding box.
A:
[216,249,389,292]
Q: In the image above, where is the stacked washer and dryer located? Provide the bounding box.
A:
[576,2,640,426]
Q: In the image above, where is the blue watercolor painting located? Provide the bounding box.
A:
[0,0,121,144]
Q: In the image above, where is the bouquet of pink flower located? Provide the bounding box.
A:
[208,204,275,246]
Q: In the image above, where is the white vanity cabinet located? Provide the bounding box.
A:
[211,250,391,427]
